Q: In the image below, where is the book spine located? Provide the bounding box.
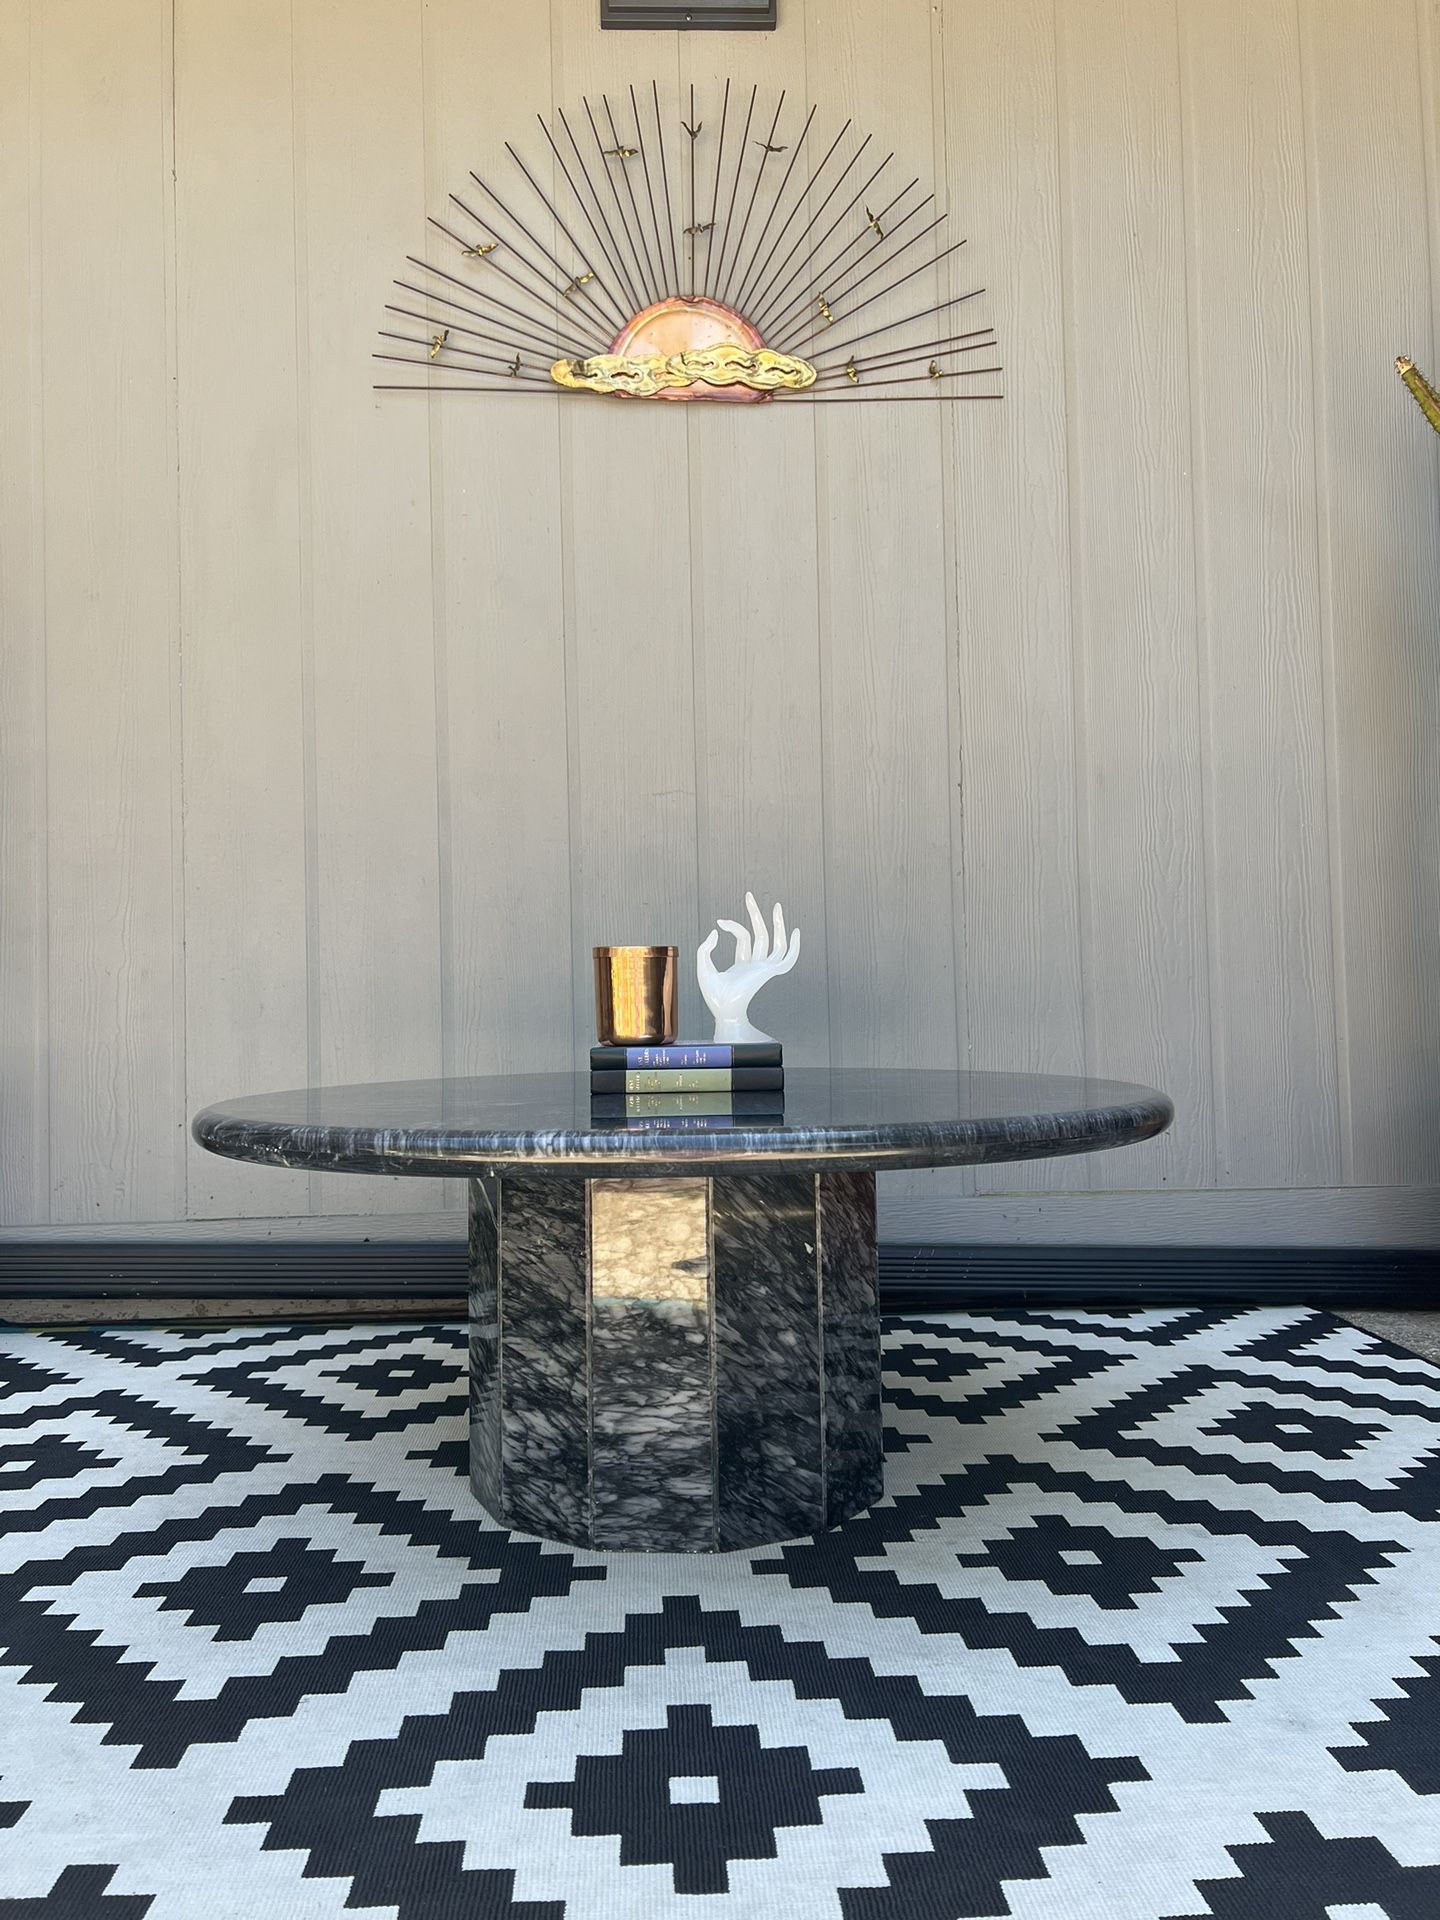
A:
[588,1043,783,1070]
[589,1092,786,1118]
[590,1068,785,1094]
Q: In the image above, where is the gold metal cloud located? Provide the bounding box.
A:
[550,343,817,398]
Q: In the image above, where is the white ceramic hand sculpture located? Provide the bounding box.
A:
[697,892,801,1045]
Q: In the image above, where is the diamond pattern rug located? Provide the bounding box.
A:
[0,1307,1436,1918]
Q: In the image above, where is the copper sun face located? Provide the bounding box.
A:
[613,295,764,361]
[603,296,768,402]
[551,295,814,401]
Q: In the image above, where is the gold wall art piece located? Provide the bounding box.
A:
[1397,354,1440,435]
[374,80,1001,410]
[552,339,816,398]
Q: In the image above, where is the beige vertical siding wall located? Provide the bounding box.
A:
[2,0,1438,1246]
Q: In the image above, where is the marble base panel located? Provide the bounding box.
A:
[467,1170,882,1552]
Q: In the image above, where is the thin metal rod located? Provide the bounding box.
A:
[716,88,784,309]
[685,82,698,296]
[583,95,658,311]
[390,293,567,365]
[376,335,551,381]
[388,295,577,362]
[553,107,645,318]
[397,255,583,357]
[373,384,1002,403]
[629,84,671,308]
[749,147,894,336]
[762,183,928,340]
[373,352,551,384]
[764,185,931,346]
[456,182,614,345]
[595,90,660,306]
[602,92,663,305]
[535,115,642,316]
[746,133,877,325]
[737,113,852,318]
[772,390,1003,405]
[504,139,631,333]
[812,365,1003,390]
[393,283,578,360]
[469,168,615,337]
[809,327,998,375]
[431,211,610,351]
[399,262,590,357]
[709,83,758,304]
[808,284,985,361]
[786,237,973,351]
[374,381,561,396]
[652,80,681,293]
[728,103,817,314]
[485,157,622,334]
[703,79,731,295]
[462,171,608,328]
[810,200,941,316]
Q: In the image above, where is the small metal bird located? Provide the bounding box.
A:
[817,293,834,327]
[429,329,449,360]
[865,206,885,239]
[563,272,596,298]
[681,120,703,141]
[684,220,714,238]
[845,358,859,384]
[928,360,941,380]
[603,145,638,160]
[508,352,522,378]
[755,140,787,154]
[461,239,498,260]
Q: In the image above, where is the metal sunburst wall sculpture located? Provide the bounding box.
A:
[374,81,1001,407]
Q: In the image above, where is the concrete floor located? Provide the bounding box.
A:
[1337,1309,1440,1365]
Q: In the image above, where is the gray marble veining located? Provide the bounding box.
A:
[818,1170,883,1527]
[467,1169,886,1553]
[494,1177,590,1547]
[712,1173,825,1551]
[467,1175,501,1515]
[588,1179,714,1550]
[192,1067,1173,1180]
[591,1296,713,1552]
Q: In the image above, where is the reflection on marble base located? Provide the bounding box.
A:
[468,1171,881,1552]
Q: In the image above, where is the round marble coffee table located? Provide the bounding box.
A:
[194,1069,1171,1554]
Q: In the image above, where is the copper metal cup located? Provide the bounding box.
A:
[593,945,678,1046]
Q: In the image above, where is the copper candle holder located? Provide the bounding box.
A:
[593,945,678,1046]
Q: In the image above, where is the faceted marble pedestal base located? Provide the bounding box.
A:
[467,1171,882,1552]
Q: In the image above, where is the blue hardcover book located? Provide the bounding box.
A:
[589,1042,783,1071]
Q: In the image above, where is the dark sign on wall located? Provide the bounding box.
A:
[602,0,776,28]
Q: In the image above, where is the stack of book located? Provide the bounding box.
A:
[590,1042,784,1128]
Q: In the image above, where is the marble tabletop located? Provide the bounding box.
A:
[193,1068,1173,1179]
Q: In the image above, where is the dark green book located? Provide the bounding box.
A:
[590,1068,784,1094]
[589,1092,785,1119]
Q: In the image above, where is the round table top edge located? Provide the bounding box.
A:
[190,1083,1175,1179]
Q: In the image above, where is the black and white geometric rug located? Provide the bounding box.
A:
[1,1307,1437,1919]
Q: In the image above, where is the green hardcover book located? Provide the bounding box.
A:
[590,1068,785,1094]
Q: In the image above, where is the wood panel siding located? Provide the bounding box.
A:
[1,0,1437,1246]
